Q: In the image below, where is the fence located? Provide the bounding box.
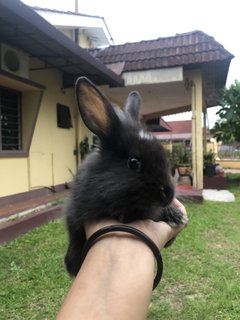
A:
[218,144,240,160]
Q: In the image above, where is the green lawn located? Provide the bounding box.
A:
[1,174,240,319]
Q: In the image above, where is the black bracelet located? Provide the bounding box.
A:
[80,225,163,290]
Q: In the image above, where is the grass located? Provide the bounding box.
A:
[0,220,70,320]
[1,173,240,319]
[149,173,240,319]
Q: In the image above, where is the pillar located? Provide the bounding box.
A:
[191,72,203,189]
[185,71,204,189]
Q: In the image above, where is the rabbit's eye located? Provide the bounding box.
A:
[127,158,142,172]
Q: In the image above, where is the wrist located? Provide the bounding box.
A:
[85,219,177,249]
[81,225,163,290]
[84,228,156,262]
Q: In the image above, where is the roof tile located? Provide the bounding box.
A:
[89,30,233,73]
[156,120,192,135]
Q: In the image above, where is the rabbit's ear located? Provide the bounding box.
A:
[125,91,141,124]
[76,77,119,138]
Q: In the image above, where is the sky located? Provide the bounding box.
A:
[21,0,240,128]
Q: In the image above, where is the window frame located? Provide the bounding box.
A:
[0,85,22,151]
[0,71,45,158]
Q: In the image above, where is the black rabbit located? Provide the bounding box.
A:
[64,77,186,277]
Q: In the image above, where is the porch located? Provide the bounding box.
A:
[92,30,234,190]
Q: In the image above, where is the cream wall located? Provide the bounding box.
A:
[79,30,91,48]
[22,91,42,151]
[0,24,97,198]
[0,67,91,197]
[0,158,29,197]
[206,141,218,155]
[217,160,240,169]
[29,69,77,189]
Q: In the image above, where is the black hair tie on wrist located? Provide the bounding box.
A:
[80,225,163,290]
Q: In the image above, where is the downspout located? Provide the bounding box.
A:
[74,0,79,44]
[202,82,207,155]
[51,152,55,187]
[203,103,207,154]
[74,113,80,169]
[191,81,197,188]
[27,157,31,191]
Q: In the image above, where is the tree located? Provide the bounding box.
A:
[211,80,240,142]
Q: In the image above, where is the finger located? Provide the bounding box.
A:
[172,198,187,216]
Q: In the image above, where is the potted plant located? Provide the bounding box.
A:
[79,136,92,160]
[203,150,217,177]
[203,150,227,189]
[177,151,192,176]
[173,144,192,176]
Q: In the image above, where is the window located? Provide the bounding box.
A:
[0,87,22,150]
[56,103,72,129]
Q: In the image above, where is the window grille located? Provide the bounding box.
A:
[0,87,22,150]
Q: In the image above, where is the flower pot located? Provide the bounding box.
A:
[177,165,191,176]
[204,163,216,177]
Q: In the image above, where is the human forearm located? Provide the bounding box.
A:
[57,199,188,320]
[57,233,155,320]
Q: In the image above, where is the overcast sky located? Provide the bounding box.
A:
[21,0,240,128]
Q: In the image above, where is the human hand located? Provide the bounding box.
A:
[84,197,188,250]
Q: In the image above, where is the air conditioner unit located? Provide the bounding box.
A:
[0,43,29,79]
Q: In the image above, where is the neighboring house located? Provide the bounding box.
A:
[32,7,114,48]
[0,0,123,201]
[154,119,218,154]
[89,31,233,189]
[146,119,192,157]
[154,120,192,145]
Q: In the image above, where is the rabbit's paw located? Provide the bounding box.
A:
[162,205,187,228]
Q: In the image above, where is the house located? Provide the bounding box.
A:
[0,1,234,205]
[154,119,219,154]
[89,31,233,189]
[154,120,192,145]
[0,0,123,202]
[32,6,114,48]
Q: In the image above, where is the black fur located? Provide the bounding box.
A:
[64,77,186,277]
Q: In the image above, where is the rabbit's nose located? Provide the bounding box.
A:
[159,185,174,206]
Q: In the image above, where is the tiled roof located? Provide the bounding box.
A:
[145,117,172,132]
[155,120,192,140]
[153,120,192,139]
[167,120,192,134]
[89,31,234,73]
